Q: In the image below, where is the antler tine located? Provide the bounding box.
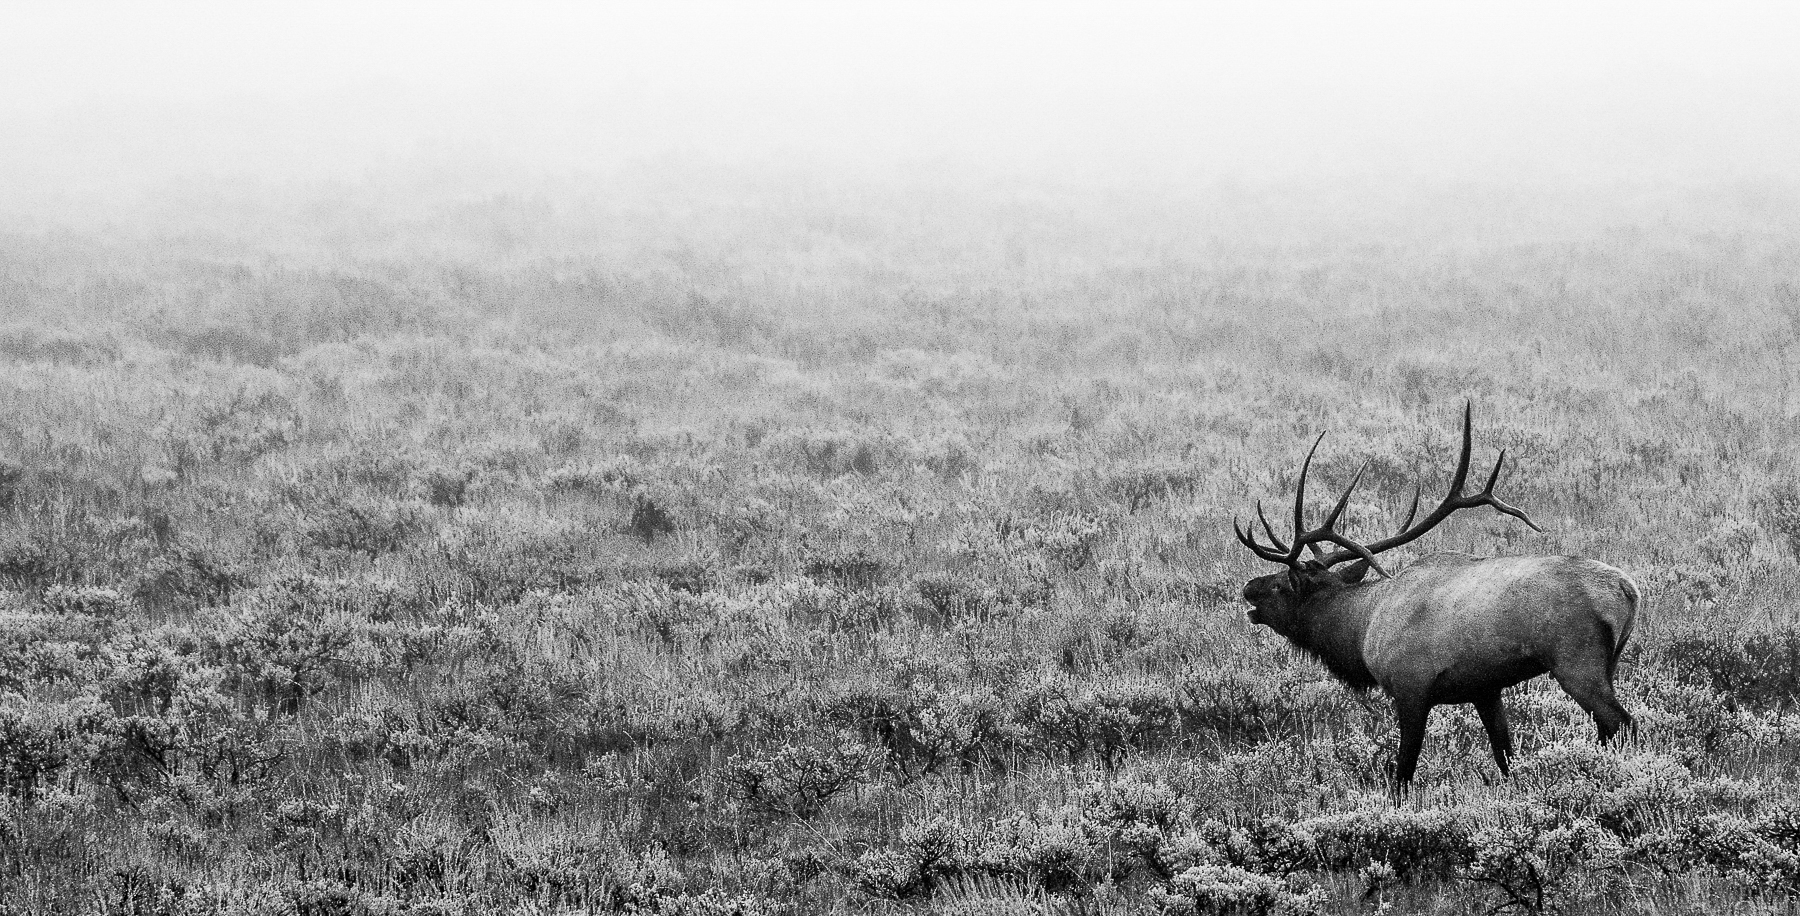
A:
[1480,451,1544,531]
[1318,462,1366,530]
[1255,500,1291,552]
[1398,486,1421,531]
[1486,495,1543,532]
[1317,532,1391,578]
[1235,517,1291,563]
[1239,433,1388,569]
[1302,461,1367,561]
[1482,448,1506,493]
[1446,400,1475,499]
[1291,433,1325,555]
[1236,517,1289,560]
[1233,517,1257,552]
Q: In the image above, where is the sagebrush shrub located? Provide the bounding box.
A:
[40,585,129,619]
[1014,676,1180,767]
[914,574,992,623]
[1111,461,1202,512]
[412,465,478,508]
[1763,482,1800,559]
[1151,864,1327,916]
[627,497,677,543]
[0,698,104,796]
[852,816,983,900]
[1660,626,1800,711]
[207,590,364,718]
[0,531,64,591]
[976,818,1104,893]
[828,682,1010,775]
[301,495,425,559]
[1461,804,1624,916]
[1634,806,1800,895]
[0,460,23,510]
[718,739,881,818]
[1302,806,1474,881]
[130,544,242,614]
[434,516,615,605]
[803,548,885,591]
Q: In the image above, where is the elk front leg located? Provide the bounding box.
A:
[1392,698,1432,788]
[1474,692,1514,776]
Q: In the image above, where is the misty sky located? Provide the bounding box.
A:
[7,2,1795,103]
[4,2,1799,192]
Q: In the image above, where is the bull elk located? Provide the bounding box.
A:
[1234,405,1637,785]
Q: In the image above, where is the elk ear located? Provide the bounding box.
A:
[1336,560,1373,584]
[1287,561,1329,594]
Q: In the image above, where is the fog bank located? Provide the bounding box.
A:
[4,2,1798,230]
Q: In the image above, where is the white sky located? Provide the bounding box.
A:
[5,1,1793,106]
[2,2,1797,187]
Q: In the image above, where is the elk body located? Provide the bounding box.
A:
[1235,406,1637,785]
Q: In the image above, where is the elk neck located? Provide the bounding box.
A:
[1292,582,1380,692]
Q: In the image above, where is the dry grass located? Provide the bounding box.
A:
[2,166,1800,914]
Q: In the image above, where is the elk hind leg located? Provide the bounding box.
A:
[1473,692,1514,776]
[1551,665,1632,744]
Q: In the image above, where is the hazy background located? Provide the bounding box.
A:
[5,0,1799,234]
[12,8,1800,912]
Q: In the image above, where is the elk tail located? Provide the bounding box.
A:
[1608,574,1641,676]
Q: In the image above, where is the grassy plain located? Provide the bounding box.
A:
[4,164,1800,914]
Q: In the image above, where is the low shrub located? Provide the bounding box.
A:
[0,698,106,797]
[301,496,426,559]
[206,589,365,719]
[1014,676,1181,767]
[129,543,242,614]
[1660,626,1800,711]
[718,738,881,818]
[1150,864,1327,916]
[1302,806,1474,881]
[1460,803,1625,916]
[853,817,982,900]
[412,465,479,508]
[627,497,677,543]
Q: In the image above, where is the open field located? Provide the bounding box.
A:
[5,165,1800,914]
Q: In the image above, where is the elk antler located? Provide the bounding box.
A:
[1234,432,1390,574]
[1235,403,1541,576]
[1315,403,1541,568]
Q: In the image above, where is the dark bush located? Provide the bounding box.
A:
[0,701,102,796]
[1660,627,1800,710]
[1015,678,1181,767]
[718,740,880,818]
[130,543,242,613]
[208,586,363,718]
[804,549,884,591]
[915,574,990,623]
[413,465,477,508]
[302,497,426,559]
[0,461,23,510]
[437,523,614,605]
[627,498,676,543]
[650,560,715,594]
[173,325,284,367]
[1111,461,1202,512]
